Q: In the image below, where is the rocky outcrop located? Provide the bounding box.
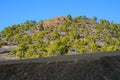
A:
[0,45,16,60]
[43,16,66,28]
[0,51,120,80]
[0,45,17,54]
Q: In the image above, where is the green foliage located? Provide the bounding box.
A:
[13,34,22,44]
[67,14,72,20]
[24,20,36,30]
[92,16,97,22]
[88,42,98,52]
[50,31,60,40]
[16,43,28,59]
[47,36,70,56]
[21,35,32,44]
[10,49,16,55]
[35,20,44,31]
[106,45,119,51]
[1,15,120,59]
[0,40,3,48]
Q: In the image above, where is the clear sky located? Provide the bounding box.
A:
[0,0,120,31]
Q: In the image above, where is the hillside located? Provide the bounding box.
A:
[0,15,120,59]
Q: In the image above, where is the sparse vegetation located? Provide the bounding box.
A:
[1,15,120,59]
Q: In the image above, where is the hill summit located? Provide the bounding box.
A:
[0,15,120,59]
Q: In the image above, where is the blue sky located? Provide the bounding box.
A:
[0,0,120,31]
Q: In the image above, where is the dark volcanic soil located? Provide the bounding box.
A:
[0,51,120,80]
